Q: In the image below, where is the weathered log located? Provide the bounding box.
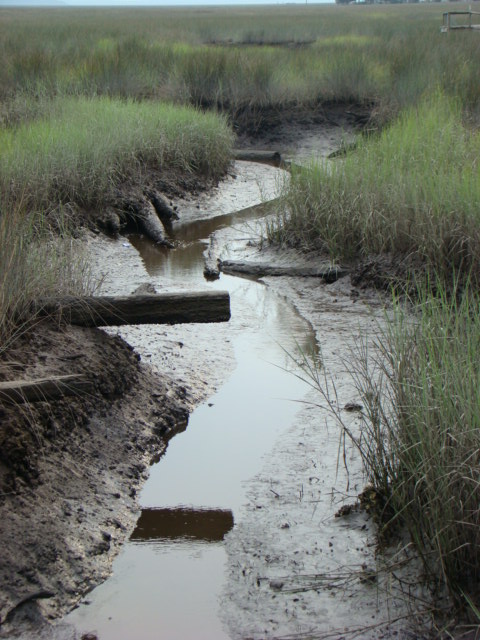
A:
[146,189,179,226]
[233,149,283,167]
[137,199,174,247]
[116,195,174,247]
[219,260,348,283]
[0,375,93,405]
[33,291,231,327]
[203,235,220,281]
[131,507,234,543]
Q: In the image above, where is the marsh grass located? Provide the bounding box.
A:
[0,203,93,355]
[0,95,232,358]
[0,96,234,213]
[1,5,479,122]
[354,281,480,608]
[271,93,480,280]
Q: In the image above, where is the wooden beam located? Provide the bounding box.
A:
[33,291,231,327]
[233,149,283,167]
[219,260,348,283]
[0,375,93,405]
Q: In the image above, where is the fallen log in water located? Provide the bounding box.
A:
[233,149,283,167]
[115,194,174,247]
[131,507,234,543]
[33,291,231,327]
[219,260,348,283]
[134,199,174,247]
[0,375,93,405]
[203,235,221,280]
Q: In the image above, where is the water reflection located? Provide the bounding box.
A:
[128,200,273,281]
[173,201,275,244]
[131,508,234,543]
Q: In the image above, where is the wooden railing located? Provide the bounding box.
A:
[441,10,480,32]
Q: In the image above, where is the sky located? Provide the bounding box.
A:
[1,0,333,5]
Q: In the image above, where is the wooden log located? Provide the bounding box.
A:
[219,260,348,283]
[0,375,93,405]
[33,291,231,327]
[131,507,234,543]
[203,236,220,281]
[137,199,174,247]
[233,149,283,167]
[115,195,174,247]
[146,189,179,226]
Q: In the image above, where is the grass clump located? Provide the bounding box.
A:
[346,280,480,611]
[0,204,92,354]
[0,96,234,214]
[272,93,480,280]
[0,96,232,351]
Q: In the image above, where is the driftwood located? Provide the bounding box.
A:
[0,375,92,405]
[233,149,283,167]
[33,291,231,327]
[219,260,348,283]
[136,199,174,247]
[203,235,220,280]
[146,189,179,228]
[115,195,174,247]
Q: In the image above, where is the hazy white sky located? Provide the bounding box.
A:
[1,0,333,5]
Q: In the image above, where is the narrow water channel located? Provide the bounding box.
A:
[67,184,317,639]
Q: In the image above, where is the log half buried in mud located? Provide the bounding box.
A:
[33,291,231,327]
[146,189,179,227]
[0,375,93,405]
[115,195,174,247]
[136,199,174,248]
[233,149,283,167]
[219,260,348,283]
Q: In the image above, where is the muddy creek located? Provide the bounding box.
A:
[66,135,421,639]
[67,162,321,639]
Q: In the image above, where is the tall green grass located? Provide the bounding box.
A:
[0,96,234,214]
[271,93,480,280]
[344,280,480,608]
[0,95,232,353]
[295,278,480,611]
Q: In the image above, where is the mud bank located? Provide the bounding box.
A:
[0,322,191,638]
